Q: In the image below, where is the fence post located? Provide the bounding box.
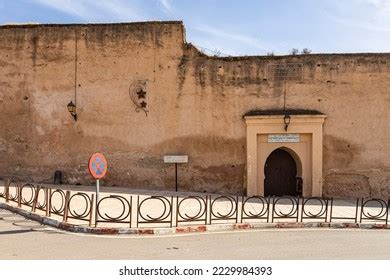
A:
[175,196,179,227]
[207,195,212,225]
[17,182,22,208]
[170,196,174,228]
[266,196,270,223]
[325,198,330,223]
[329,197,334,222]
[240,196,245,224]
[89,194,95,227]
[46,188,51,217]
[297,195,305,223]
[32,186,40,212]
[129,195,133,228]
[271,196,275,223]
[358,198,362,223]
[63,191,71,222]
[136,195,140,228]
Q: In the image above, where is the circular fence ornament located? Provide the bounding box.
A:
[88,153,108,179]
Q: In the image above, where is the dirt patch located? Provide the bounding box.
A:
[323,134,362,170]
[323,173,371,198]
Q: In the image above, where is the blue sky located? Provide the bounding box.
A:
[1,0,390,55]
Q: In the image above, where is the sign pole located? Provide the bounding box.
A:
[96,179,100,209]
[163,155,188,193]
[175,163,178,192]
[95,179,100,227]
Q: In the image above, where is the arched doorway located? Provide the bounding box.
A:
[264,148,300,196]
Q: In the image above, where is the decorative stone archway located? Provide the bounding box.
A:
[244,110,326,197]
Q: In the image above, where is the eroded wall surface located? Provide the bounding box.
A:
[0,22,389,197]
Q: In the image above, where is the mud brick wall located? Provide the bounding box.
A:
[0,22,389,197]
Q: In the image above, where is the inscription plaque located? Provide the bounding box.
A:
[268,134,300,143]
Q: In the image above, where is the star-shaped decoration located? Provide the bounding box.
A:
[136,89,147,99]
[140,101,147,108]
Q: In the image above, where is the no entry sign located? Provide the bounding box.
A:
[88,153,108,179]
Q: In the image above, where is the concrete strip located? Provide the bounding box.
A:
[233,223,252,230]
[251,223,278,229]
[42,217,60,227]
[138,229,155,235]
[319,222,331,228]
[359,223,388,230]
[154,228,175,236]
[303,222,323,228]
[175,225,207,233]
[118,228,139,235]
[276,222,304,228]
[206,224,234,232]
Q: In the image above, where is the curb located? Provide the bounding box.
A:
[1,202,389,236]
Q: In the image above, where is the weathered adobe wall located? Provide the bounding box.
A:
[0,22,389,198]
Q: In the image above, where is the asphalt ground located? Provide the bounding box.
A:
[0,209,389,260]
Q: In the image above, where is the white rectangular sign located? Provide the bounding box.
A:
[268,134,300,143]
[163,155,188,163]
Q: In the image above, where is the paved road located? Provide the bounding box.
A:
[0,209,389,260]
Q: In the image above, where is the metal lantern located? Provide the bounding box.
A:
[284,114,291,131]
[67,101,77,121]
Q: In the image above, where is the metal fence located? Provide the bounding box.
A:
[0,179,389,228]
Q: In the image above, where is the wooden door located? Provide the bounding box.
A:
[264,149,298,196]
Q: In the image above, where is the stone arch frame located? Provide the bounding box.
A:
[244,113,326,197]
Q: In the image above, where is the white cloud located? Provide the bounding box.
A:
[193,24,272,52]
[189,38,240,56]
[359,0,390,11]
[329,16,390,33]
[33,0,88,19]
[158,0,174,14]
[32,0,145,21]
[323,0,390,33]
